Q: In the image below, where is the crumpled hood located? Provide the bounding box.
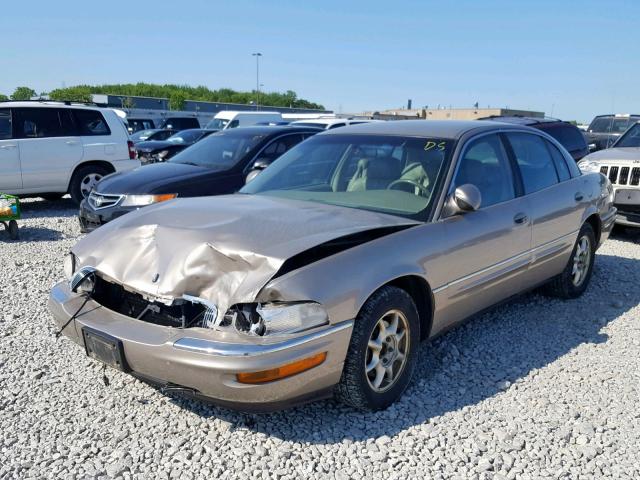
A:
[583,147,640,163]
[73,194,417,315]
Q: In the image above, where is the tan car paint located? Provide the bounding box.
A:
[49,121,617,409]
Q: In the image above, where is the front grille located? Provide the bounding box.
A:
[619,167,630,185]
[631,168,640,186]
[88,192,123,210]
[600,166,609,175]
[609,166,619,184]
[91,276,208,328]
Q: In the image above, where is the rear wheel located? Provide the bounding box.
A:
[69,165,110,205]
[542,223,596,299]
[335,286,420,410]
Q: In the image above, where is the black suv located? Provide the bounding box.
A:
[479,116,589,161]
[585,114,640,152]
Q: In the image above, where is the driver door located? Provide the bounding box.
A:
[432,133,532,332]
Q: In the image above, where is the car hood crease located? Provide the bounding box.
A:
[73,194,418,317]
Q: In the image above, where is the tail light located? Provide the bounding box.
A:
[127,140,135,160]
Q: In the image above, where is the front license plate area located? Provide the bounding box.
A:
[614,189,640,205]
[82,327,130,372]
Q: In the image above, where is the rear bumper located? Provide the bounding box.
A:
[48,282,352,411]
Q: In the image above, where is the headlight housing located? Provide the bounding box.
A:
[578,160,602,173]
[223,302,329,336]
[121,193,177,207]
[63,253,77,280]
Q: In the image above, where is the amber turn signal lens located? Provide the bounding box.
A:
[236,352,327,384]
[154,193,177,203]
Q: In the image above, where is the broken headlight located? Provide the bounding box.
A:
[223,302,329,336]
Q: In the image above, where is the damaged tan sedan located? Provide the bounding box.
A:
[49,121,616,411]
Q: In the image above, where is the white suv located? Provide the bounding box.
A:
[0,101,140,204]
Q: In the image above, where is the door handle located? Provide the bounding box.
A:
[513,213,529,225]
[575,192,584,202]
[0,144,17,149]
[65,140,79,145]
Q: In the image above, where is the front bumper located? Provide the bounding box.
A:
[78,199,138,233]
[48,282,353,411]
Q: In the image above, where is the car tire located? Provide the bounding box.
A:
[40,193,64,201]
[335,286,420,410]
[542,222,596,299]
[69,165,110,205]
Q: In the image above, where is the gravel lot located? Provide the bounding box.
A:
[1,198,639,479]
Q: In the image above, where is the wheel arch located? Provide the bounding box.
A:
[361,274,434,341]
[67,160,116,192]
[584,213,602,245]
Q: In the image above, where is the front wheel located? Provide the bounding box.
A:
[542,223,596,299]
[69,165,110,205]
[335,286,420,410]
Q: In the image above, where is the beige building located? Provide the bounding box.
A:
[363,107,545,121]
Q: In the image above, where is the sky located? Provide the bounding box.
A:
[1,0,638,123]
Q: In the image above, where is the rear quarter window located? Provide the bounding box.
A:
[71,109,111,136]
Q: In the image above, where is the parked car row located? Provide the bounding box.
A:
[49,118,616,412]
[78,125,320,231]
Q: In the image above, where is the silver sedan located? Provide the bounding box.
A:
[49,120,616,411]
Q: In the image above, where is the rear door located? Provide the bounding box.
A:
[434,133,532,330]
[503,132,585,285]
[14,107,83,191]
[0,108,22,191]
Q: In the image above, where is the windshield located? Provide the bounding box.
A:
[589,116,640,134]
[614,123,640,148]
[130,129,156,141]
[167,130,203,144]
[241,134,453,219]
[206,118,230,130]
[168,131,265,169]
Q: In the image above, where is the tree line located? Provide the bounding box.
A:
[0,84,325,110]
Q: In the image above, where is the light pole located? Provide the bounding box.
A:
[252,52,262,110]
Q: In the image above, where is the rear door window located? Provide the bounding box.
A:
[14,108,67,138]
[71,109,111,136]
[454,134,515,208]
[0,109,11,139]
[506,132,559,194]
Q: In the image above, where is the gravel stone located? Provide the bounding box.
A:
[1,198,640,479]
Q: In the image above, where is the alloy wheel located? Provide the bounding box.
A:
[365,309,410,393]
[80,173,103,197]
[572,235,592,287]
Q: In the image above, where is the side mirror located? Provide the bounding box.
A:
[444,184,482,217]
[252,157,272,170]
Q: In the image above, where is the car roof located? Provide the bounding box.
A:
[591,114,640,119]
[0,100,108,111]
[318,119,528,139]
[478,115,566,126]
[213,125,322,136]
